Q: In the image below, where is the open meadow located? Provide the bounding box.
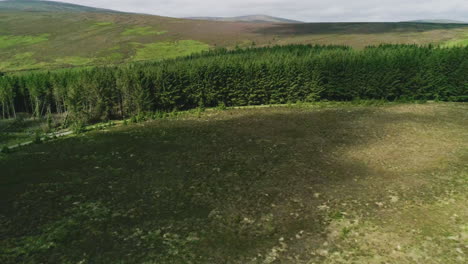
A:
[1,102,467,263]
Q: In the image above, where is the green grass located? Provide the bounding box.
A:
[0,33,49,49]
[94,52,125,64]
[0,51,48,71]
[1,103,467,263]
[443,33,468,47]
[54,56,94,66]
[94,22,113,27]
[1,51,36,65]
[87,22,115,31]
[0,112,70,146]
[0,116,48,146]
[134,40,210,61]
[13,52,34,59]
[122,26,167,36]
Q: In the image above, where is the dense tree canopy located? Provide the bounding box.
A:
[0,45,467,123]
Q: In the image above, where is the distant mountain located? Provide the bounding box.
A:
[406,19,467,24]
[186,15,302,23]
[0,0,120,13]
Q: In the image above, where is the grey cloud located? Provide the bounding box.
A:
[57,0,468,22]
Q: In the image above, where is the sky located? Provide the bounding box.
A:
[55,0,468,22]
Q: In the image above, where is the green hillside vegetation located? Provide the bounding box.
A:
[133,40,210,61]
[443,33,468,47]
[1,45,466,125]
[122,26,167,36]
[0,1,467,72]
[54,56,94,66]
[186,14,302,23]
[93,22,113,26]
[408,19,467,24]
[0,33,49,49]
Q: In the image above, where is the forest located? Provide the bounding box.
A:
[0,44,467,124]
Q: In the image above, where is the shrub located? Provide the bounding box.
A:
[1,145,10,154]
[33,131,42,144]
[217,102,227,111]
[71,122,86,134]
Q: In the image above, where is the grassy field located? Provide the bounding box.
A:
[0,113,66,148]
[0,117,45,147]
[1,102,467,263]
[1,6,468,71]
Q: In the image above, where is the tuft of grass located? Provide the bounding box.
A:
[341,227,352,238]
[134,40,210,61]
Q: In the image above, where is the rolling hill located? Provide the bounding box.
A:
[407,19,467,24]
[185,14,302,23]
[0,0,467,72]
[0,0,119,13]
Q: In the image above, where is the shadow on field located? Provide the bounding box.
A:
[0,105,466,263]
[254,22,468,36]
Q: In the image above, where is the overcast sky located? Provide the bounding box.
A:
[56,0,467,22]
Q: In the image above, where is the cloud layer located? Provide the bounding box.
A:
[57,0,468,22]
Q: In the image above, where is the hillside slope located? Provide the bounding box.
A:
[0,0,119,13]
[407,19,467,24]
[0,1,468,72]
[186,14,302,23]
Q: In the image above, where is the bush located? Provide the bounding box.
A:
[33,131,42,144]
[71,122,86,134]
[1,145,10,154]
[217,102,227,111]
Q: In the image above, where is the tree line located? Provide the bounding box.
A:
[0,44,467,123]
